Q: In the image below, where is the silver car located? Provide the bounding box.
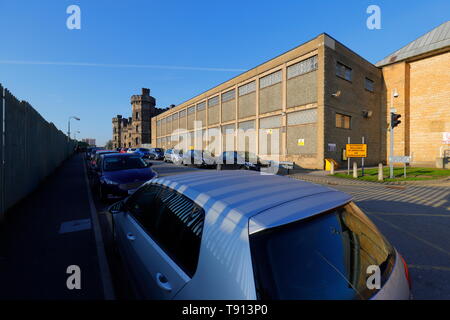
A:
[181,150,215,167]
[109,171,411,300]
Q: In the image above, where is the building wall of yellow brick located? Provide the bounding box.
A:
[409,52,450,165]
[382,51,450,167]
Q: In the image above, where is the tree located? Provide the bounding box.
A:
[105,140,114,150]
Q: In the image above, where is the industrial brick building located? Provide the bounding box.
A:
[115,21,449,169]
[112,88,164,149]
[151,33,385,169]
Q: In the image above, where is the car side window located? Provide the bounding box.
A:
[127,184,205,277]
[126,184,161,231]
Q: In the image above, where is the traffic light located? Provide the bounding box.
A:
[391,113,401,128]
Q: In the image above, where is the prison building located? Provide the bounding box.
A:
[113,88,164,149]
[151,33,384,169]
[377,20,450,168]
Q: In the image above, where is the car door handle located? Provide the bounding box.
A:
[126,232,136,241]
[155,272,172,292]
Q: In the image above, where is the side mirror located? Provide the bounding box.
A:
[108,200,124,214]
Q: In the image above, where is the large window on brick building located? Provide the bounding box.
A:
[336,113,351,129]
[336,62,352,81]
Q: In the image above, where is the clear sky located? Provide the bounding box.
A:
[0,0,448,146]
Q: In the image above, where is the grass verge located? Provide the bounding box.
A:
[332,167,450,182]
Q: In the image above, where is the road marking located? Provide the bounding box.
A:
[59,219,92,234]
[365,211,450,218]
[409,265,450,272]
[82,159,115,300]
[371,215,450,258]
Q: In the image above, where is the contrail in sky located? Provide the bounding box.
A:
[0,60,247,72]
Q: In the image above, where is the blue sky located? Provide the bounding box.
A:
[0,0,448,145]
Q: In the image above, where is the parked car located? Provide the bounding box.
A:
[216,151,267,171]
[127,148,137,154]
[182,150,215,167]
[93,153,157,201]
[163,149,173,162]
[164,149,183,164]
[132,148,152,158]
[108,170,411,299]
[149,148,164,160]
[120,148,129,153]
[88,150,119,174]
[87,147,104,160]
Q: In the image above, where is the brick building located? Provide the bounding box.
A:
[151,33,385,169]
[112,88,164,149]
[376,20,450,168]
[150,22,449,169]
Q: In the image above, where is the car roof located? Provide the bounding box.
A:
[151,170,351,231]
[102,153,142,158]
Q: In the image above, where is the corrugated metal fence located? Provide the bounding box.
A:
[0,83,75,221]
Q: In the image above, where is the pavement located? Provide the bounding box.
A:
[0,153,112,300]
[0,155,448,299]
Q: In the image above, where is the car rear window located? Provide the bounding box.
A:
[249,202,395,300]
[103,156,147,171]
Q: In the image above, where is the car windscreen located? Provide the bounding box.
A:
[153,148,162,153]
[103,156,147,171]
[139,148,149,152]
[249,201,395,300]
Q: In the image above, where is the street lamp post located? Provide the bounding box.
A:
[68,116,80,141]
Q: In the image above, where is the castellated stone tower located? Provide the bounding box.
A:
[130,88,156,146]
[112,115,123,149]
[112,88,164,148]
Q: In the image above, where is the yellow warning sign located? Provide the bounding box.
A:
[346,144,367,157]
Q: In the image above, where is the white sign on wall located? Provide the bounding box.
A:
[443,132,450,144]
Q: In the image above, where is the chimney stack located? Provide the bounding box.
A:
[142,88,150,96]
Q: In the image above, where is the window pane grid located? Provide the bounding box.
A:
[208,96,219,107]
[238,81,256,96]
[222,89,236,102]
[196,101,206,111]
[260,70,282,89]
[287,55,318,79]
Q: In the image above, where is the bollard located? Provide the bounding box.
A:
[353,162,358,178]
[216,163,222,171]
[330,161,335,175]
[378,163,384,181]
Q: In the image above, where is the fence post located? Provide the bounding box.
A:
[378,163,384,181]
[353,161,358,178]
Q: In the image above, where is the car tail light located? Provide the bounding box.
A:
[400,255,412,289]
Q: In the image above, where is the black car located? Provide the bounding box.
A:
[92,153,157,201]
[87,147,105,161]
[148,148,164,160]
[216,151,267,171]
